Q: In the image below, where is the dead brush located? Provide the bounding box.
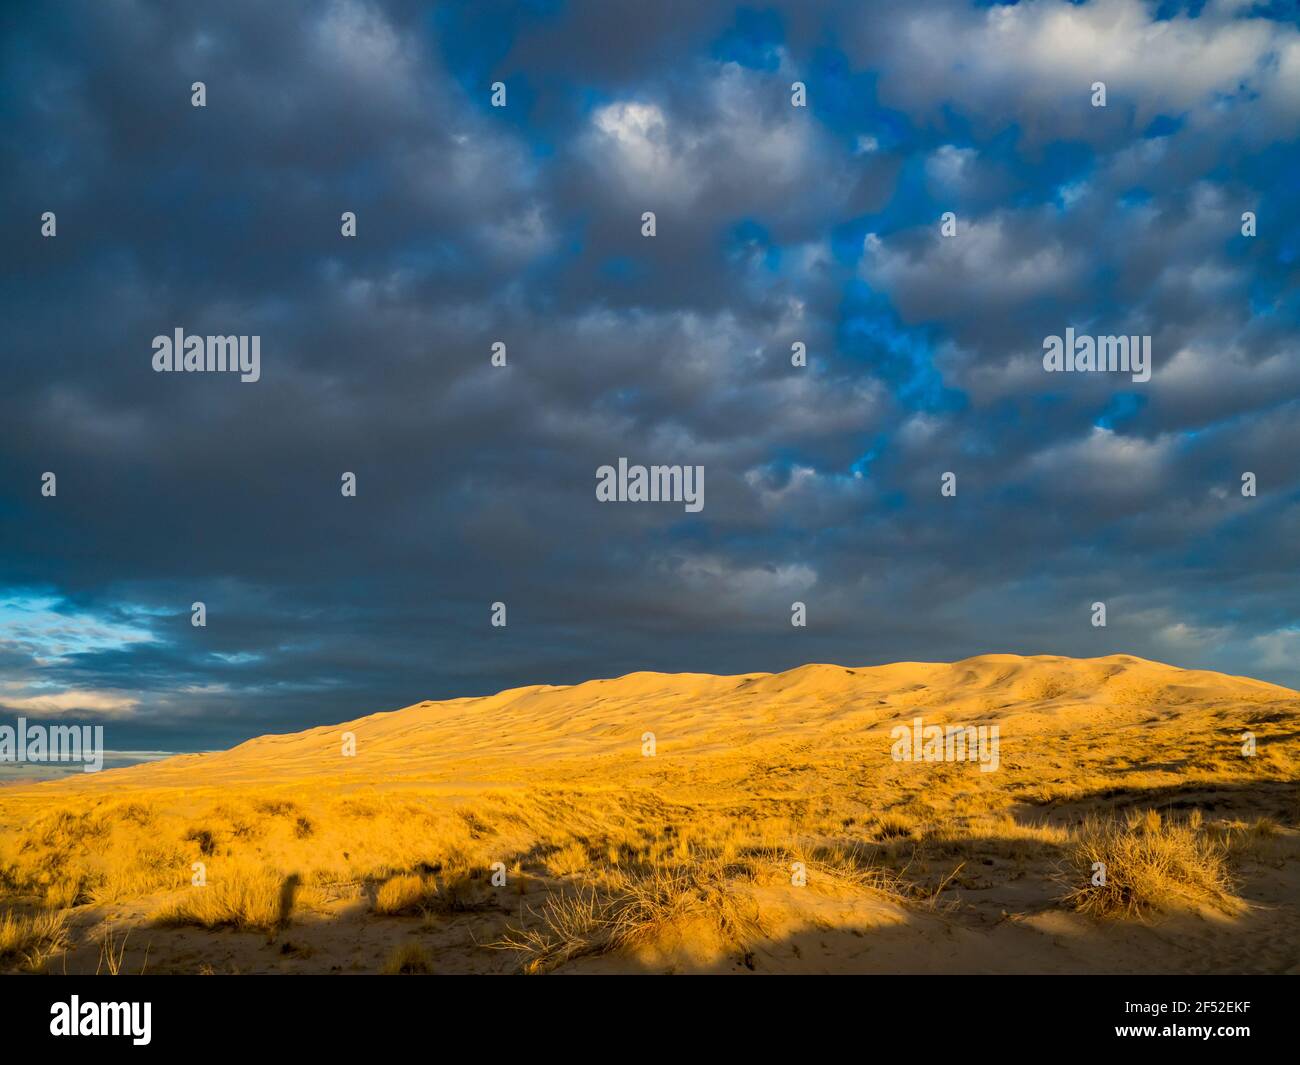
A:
[493,885,613,972]
[607,858,766,952]
[383,942,433,974]
[543,840,591,878]
[773,841,909,897]
[1060,809,1241,919]
[151,866,287,933]
[372,874,435,916]
[373,870,497,917]
[498,850,905,974]
[493,857,765,974]
[0,909,69,971]
[95,921,148,975]
[1213,816,1291,865]
[44,876,87,910]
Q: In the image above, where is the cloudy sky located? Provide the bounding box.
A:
[2,0,1298,755]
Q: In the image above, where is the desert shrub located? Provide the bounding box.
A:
[1062,810,1239,919]
[43,876,86,909]
[153,866,287,932]
[373,874,435,916]
[0,909,68,970]
[185,828,217,856]
[498,855,780,973]
[383,942,432,974]
[544,841,591,877]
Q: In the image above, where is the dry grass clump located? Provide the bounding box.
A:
[870,812,917,841]
[778,840,909,897]
[373,874,437,915]
[383,942,433,974]
[497,846,908,973]
[44,876,88,910]
[95,921,148,975]
[152,866,288,933]
[372,867,498,916]
[1062,809,1240,919]
[544,840,592,877]
[608,858,765,948]
[497,858,764,973]
[500,886,610,972]
[0,909,69,971]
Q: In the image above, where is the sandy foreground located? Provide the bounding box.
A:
[1,653,1297,975]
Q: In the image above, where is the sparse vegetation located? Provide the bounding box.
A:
[0,657,1296,973]
[0,909,69,971]
[383,942,433,974]
[1062,810,1241,919]
[374,874,436,916]
[95,921,146,975]
[496,847,911,973]
[152,865,287,933]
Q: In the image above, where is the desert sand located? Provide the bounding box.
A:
[0,653,1297,974]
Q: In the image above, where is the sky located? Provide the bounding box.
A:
[1,0,1298,756]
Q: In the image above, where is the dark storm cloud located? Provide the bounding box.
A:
[2,0,1298,753]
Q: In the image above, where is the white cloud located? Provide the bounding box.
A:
[861,0,1300,141]
[862,212,1084,313]
[0,690,140,717]
[1250,628,1300,671]
[584,62,849,218]
[926,145,977,193]
[669,554,817,602]
[1028,426,1176,497]
[312,0,415,101]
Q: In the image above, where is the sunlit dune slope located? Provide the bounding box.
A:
[2,653,1297,976]
[27,653,1295,794]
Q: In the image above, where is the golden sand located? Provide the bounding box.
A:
[1,653,1296,974]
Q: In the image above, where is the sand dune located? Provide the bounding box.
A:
[36,653,1291,790]
[1,654,1297,974]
